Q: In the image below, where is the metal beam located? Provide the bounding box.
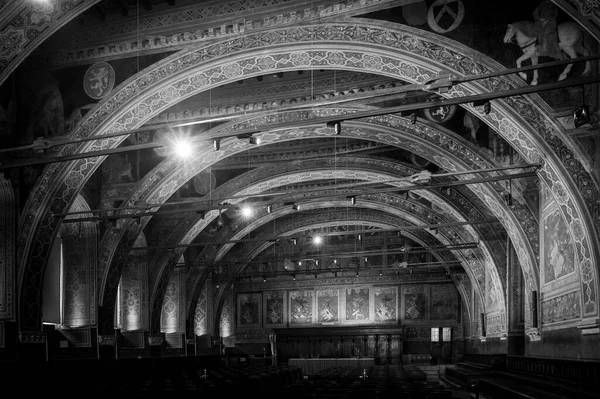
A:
[0,72,597,170]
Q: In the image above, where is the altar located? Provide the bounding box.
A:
[288,357,376,376]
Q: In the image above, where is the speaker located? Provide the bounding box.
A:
[531,291,538,328]
[480,313,486,337]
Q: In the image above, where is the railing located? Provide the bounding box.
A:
[506,355,600,386]
[463,353,506,370]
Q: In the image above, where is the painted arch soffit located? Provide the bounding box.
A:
[210,211,493,315]
[18,21,598,327]
[151,158,500,316]
[112,122,526,305]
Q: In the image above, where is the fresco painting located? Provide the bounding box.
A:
[543,209,575,284]
[317,289,339,323]
[237,293,261,327]
[431,285,459,321]
[264,291,285,326]
[345,287,370,321]
[290,290,313,325]
[374,286,397,322]
[403,285,428,320]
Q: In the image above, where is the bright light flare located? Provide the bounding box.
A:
[313,235,323,245]
[173,138,192,158]
[241,205,253,218]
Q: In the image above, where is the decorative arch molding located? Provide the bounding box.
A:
[0,0,99,87]
[209,210,495,334]
[107,116,525,332]
[16,21,598,331]
[0,174,15,319]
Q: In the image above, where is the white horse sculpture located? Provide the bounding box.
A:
[503,20,591,85]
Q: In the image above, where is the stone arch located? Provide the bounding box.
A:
[16,21,598,331]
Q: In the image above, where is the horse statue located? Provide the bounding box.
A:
[503,20,591,85]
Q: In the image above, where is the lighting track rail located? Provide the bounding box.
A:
[0,68,597,170]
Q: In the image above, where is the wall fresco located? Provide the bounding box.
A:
[431,284,459,321]
[264,290,286,327]
[542,291,581,324]
[543,208,576,284]
[237,292,262,328]
[345,287,370,321]
[403,285,428,321]
[290,290,313,325]
[374,286,397,322]
[317,289,339,323]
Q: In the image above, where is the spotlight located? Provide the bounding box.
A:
[291,238,297,245]
[356,271,359,277]
[473,100,491,115]
[358,234,362,241]
[213,138,220,151]
[349,196,356,205]
[327,121,342,134]
[292,274,296,281]
[249,136,260,145]
[262,276,266,282]
[267,205,272,213]
[410,112,417,124]
[292,204,299,211]
[573,104,590,128]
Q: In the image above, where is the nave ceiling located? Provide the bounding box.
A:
[0,0,598,338]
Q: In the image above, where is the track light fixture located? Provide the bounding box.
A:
[327,121,342,134]
[574,85,590,128]
[573,104,590,128]
[473,99,491,114]
[236,133,260,144]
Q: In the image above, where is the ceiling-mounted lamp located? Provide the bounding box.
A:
[237,133,260,144]
[327,120,342,134]
[504,180,513,206]
[349,195,356,205]
[267,205,272,213]
[216,210,225,229]
[573,85,590,128]
[573,104,590,128]
[473,99,491,114]
[213,138,220,151]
